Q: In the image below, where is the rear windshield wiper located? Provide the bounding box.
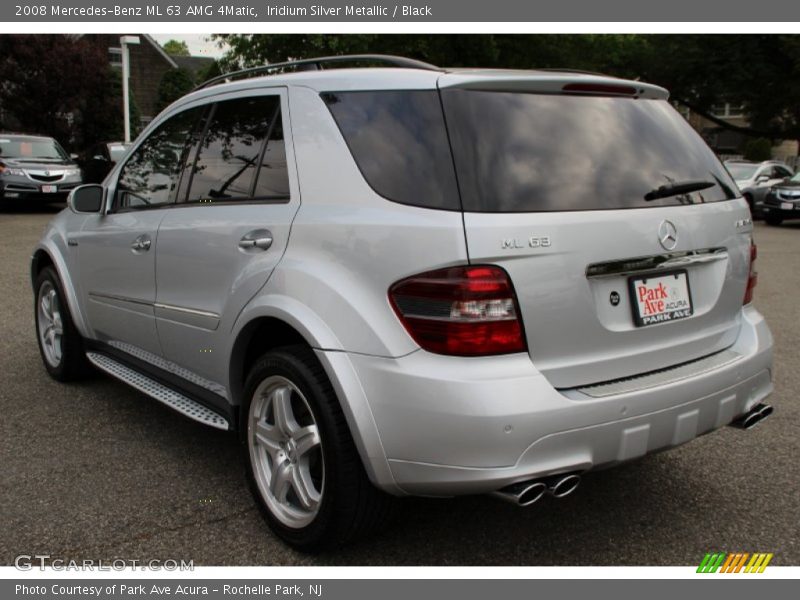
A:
[644,179,715,201]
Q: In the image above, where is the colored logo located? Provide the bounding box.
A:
[697,552,773,573]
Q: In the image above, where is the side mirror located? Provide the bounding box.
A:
[756,174,770,183]
[70,153,79,160]
[68,184,104,213]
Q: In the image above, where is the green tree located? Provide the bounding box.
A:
[0,35,124,150]
[214,34,800,145]
[156,67,195,112]
[162,39,190,56]
[742,138,774,162]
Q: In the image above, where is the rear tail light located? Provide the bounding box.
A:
[744,240,758,305]
[389,266,526,356]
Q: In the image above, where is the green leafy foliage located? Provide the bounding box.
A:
[162,39,190,56]
[0,35,126,151]
[214,34,800,142]
[156,67,196,112]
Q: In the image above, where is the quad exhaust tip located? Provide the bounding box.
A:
[491,473,581,507]
[730,402,774,430]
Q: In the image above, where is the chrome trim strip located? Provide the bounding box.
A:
[572,350,743,398]
[153,302,220,331]
[88,291,152,307]
[153,302,219,319]
[586,247,727,279]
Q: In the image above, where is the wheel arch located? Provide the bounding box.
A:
[228,304,401,494]
[30,244,90,338]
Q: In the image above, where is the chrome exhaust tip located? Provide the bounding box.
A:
[545,473,581,498]
[731,403,773,430]
[490,480,548,507]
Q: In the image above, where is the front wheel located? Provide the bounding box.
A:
[34,266,92,381]
[241,345,395,551]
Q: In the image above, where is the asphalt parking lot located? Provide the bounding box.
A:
[1,203,798,566]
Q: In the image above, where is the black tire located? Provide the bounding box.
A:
[241,344,396,551]
[33,266,93,381]
[765,214,783,226]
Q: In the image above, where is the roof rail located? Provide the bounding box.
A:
[194,54,442,91]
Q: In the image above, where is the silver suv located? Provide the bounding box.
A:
[31,56,774,551]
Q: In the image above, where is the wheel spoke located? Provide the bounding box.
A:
[270,460,292,502]
[52,313,63,335]
[254,420,283,453]
[271,386,297,437]
[291,466,321,510]
[40,295,52,322]
[293,425,320,458]
[51,334,62,362]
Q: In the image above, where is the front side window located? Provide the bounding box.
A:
[116,107,205,210]
[185,95,288,203]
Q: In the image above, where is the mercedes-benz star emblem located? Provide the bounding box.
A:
[658,220,678,250]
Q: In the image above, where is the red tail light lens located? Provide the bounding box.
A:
[744,240,758,305]
[389,266,526,356]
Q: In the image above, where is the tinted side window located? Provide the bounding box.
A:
[116,107,204,210]
[186,95,287,203]
[321,90,461,211]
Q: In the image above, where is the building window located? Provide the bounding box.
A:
[109,47,122,68]
[711,103,745,118]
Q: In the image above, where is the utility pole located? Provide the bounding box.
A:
[120,35,141,143]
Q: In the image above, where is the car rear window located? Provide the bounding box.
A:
[321,90,461,211]
[440,90,738,212]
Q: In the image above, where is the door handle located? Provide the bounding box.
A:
[239,229,273,251]
[131,235,151,252]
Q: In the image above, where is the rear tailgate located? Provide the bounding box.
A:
[439,72,751,388]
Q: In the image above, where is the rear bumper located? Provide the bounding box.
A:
[336,305,773,496]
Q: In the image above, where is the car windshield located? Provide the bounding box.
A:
[0,136,68,160]
[726,163,759,180]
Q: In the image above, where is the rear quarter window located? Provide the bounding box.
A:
[321,90,461,211]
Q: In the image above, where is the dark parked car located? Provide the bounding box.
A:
[762,171,800,225]
[79,141,130,184]
[0,133,83,204]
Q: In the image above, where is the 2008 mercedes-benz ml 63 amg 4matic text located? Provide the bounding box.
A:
[31,55,774,551]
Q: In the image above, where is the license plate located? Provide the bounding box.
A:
[41,185,57,193]
[629,270,693,327]
[781,201,793,210]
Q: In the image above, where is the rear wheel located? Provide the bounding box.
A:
[765,214,783,226]
[241,345,395,551]
[34,266,92,381]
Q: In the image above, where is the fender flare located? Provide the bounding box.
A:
[229,294,403,495]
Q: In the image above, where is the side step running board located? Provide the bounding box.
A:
[86,352,230,431]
